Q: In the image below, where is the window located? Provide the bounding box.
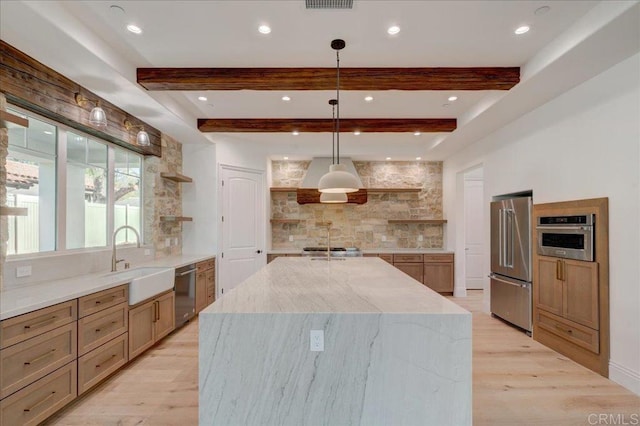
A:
[6,113,57,255]
[5,107,144,255]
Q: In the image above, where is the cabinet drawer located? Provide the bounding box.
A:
[0,361,77,426]
[197,258,215,272]
[537,310,599,354]
[378,254,394,264]
[1,301,77,349]
[78,333,128,395]
[393,254,423,263]
[424,254,454,263]
[78,303,128,356]
[1,323,77,399]
[79,285,128,318]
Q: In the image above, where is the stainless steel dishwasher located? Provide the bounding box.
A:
[174,264,197,327]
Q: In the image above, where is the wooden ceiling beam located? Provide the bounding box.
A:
[197,118,456,133]
[138,67,519,91]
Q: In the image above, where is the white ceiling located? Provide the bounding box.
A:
[1,1,638,161]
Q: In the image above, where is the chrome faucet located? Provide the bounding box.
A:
[111,225,141,272]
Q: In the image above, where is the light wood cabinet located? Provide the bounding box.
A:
[0,361,77,426]
[128,290,175,361]
[536,256,599,331]
[394,263,424,282]
[78,285,127,318]
[1,323,77,399]
[78,302,128,356]
[78,333,128,395]
[196,258,216,312]
[423,263,454,293]
[0,301,77,349]
[532,198,609,377]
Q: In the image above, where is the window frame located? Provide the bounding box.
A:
[6,105,144,259]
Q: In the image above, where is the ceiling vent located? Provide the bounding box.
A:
[305,0,353,9]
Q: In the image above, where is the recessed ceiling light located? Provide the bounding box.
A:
[416,157,422,160]
[448,96,458,102]
[292,130,299,136]
[283,156,289,160]
[354,130,361,135]
[282,96,291,102]
[127,24,142,34]
[515,25,530,35]
[387,25,400,35]
[198,96,207,101]
[364,96,374,102]
[43,130,53,135]
[535,6,551,16]
[414,131,421,136]
[258,25,271,34]
[386,157,392,161]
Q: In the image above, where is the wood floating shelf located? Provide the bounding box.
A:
[160,172,193,183]
[270,219,302,224]
[271,187,421,193]
[0,110,29,128]
[160,216,193,222]
[0,206,28,216]
[297,188,368,205]
[388,219,448,224]
[368,188,422,193]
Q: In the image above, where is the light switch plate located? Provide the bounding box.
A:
[16,265,32,278]
[381,235,387,242]
[418,235,424,242]
[144,249,151,256]
[165,238,171,246]
[310,330,324,352]
[289,235,294,242]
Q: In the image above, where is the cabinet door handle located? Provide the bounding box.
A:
[152,301,157,323]
[96,353,117,368]
[24,316,57,330]
[95,320,118,333]
[24,349,56,366]
[23,391,56,412]
[155,301,160,322]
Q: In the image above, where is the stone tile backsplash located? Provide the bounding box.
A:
[271,160,445,250]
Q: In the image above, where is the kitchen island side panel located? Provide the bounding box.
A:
[199,312,471,426]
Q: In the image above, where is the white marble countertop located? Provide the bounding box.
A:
[268,248,454,255]
[204,257,467,315]
[0,253,215,320]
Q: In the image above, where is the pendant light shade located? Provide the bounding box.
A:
[318,39,360,194]
[89,106,108,128]
[320,191,348,203]
[318,164,359,193]
[136,130,150,146]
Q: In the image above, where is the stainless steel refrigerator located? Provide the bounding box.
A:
[490,196,532,333]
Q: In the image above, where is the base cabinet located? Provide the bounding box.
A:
[394,263,424,282]
[196,258,216,313]
[129,291,175,361]
[423,263,454,293]
[0,361,77,426]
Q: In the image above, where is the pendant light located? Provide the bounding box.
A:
[321,98,348,204]
[318,39,360,194]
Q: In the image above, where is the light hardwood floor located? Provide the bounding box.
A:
[45,291,639,425]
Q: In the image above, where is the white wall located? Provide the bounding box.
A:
[443,54,640,394]
[182,143,217,255]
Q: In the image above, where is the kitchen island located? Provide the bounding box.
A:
[199,257,471,425]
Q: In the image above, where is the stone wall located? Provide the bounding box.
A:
[0,94,8,291]
[271,160,444,250]
[144,133,184,258]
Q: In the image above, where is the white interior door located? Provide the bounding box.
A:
[219,165,265,296]
[464,177,485,290]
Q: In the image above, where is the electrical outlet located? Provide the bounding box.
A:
[381,235,386,242]
[16,265,32,278]
[174,237,179,246]
[165,238,171,246]
[418,235,424,242]
[144,249,151,256]
[289,235,294,242]
[310,330,324,352]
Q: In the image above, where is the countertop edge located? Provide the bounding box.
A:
[1,252,216,321]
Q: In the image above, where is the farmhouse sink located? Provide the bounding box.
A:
[105,267,175,305]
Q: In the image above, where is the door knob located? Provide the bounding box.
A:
[256,250,262,254]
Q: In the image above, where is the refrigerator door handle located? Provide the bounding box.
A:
[506,209,514,268]
[489,273,529,288]
[499,209,504,267]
